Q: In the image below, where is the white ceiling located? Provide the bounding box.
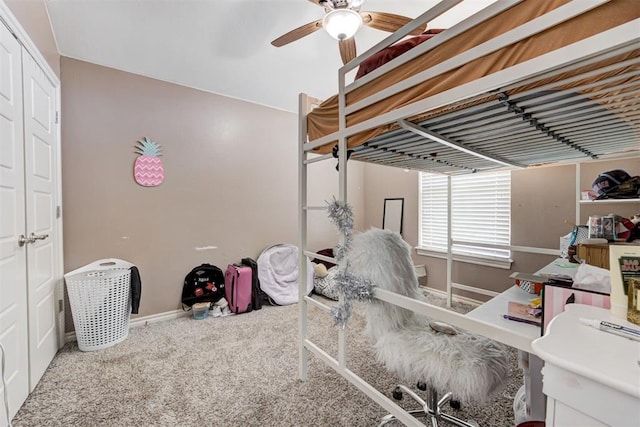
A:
[45,0,495,113]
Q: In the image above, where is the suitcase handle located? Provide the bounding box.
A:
[229,272,235,307]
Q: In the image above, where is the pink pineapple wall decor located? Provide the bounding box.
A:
[134,137,164,187]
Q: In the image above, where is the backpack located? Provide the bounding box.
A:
[601,176,640,199]
[181,264,225,309]
[592,169,636,198]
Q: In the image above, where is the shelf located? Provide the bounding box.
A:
[579,198,639,204]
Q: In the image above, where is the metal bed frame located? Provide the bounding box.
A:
[297,1,639,425]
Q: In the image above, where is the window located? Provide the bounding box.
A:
[419,170,511,267]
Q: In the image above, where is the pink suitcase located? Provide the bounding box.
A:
[224,264,253,314]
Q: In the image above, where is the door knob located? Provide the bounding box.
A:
[18,234,36,247]
[18,233,49,247]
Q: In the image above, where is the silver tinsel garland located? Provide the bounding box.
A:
[333,242,349,262]
[334,270,374,302]
[326,197,354,237]
[325,198,374,328]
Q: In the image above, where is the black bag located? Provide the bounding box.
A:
[241,257,268,310]
[181,264,225,309]
[592,170,639,199]
[602,176,640,199]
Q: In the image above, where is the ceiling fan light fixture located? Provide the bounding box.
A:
[323,8,362,41]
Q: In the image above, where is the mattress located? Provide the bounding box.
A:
[306,0,640,157]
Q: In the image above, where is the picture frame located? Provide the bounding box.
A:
[601,215,615,241]
[382,198,404,236]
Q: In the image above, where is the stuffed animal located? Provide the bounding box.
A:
[312,262,328,278]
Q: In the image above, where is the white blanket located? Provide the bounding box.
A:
[257,244,314,305]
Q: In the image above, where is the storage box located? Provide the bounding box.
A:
[577,244,610,269]
[192,302,209,320]
[580,190,597,200]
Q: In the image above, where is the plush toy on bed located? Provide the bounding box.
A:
[312,262,341,301]
[310,248,342,300]
[312,262,328,278]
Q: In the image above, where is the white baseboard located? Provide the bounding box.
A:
[63,288,487,343]
[64,309,190,343]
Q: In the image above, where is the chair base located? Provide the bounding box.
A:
[378,384,480,427]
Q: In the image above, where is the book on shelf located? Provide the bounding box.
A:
[503,301,542,326]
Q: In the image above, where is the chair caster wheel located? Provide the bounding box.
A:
[392,386,403,400]
[450,399,461,409]
[416,381,427,391]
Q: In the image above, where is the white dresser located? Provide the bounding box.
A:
[532,304,640,426]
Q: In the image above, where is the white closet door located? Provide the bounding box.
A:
[21,48,58,392]
[0,23,29,424]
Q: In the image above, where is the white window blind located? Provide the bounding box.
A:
[419,171,511,260]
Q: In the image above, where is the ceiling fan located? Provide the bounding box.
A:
[271,0,424,65]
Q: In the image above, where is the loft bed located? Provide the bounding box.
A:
[305,0,639,169]
[297,0,639,425]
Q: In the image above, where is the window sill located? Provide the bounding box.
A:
[415,248,513,270]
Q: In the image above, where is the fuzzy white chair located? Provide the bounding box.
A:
[348,228,509,427]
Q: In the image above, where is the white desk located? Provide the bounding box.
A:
[532,304,640,426]
[467,259,580,352]
[466,259,580,423]
[467,285,541,353]
[468,285,547,422]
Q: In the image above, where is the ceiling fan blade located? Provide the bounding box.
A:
[339,38,357,65]
[271,19,324,47]
[362,12,425,36]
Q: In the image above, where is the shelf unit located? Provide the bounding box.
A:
[575,163,640,225]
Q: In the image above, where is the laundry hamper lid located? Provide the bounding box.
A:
[65,268,129,283]
[64,258,135,278]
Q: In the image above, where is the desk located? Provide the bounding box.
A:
[466,259,579,423]
[467,285,541,353]
[532,304,640,426]
[467,259,580,352]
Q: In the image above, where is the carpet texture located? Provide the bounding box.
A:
[13,293,521,426]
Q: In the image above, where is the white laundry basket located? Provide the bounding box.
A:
[64,258,134,351]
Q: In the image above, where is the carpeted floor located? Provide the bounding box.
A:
[12,293,521,426]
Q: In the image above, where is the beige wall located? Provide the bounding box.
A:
[363,158,640,301]
[61,58,364,331]
[362,165,418,240]
[5,0,60,77]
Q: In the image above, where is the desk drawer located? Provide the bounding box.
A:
[541,363,640,426]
